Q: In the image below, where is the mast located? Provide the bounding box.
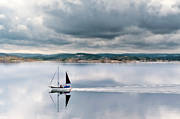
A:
[57,66,59,87]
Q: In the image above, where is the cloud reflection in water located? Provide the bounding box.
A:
[0,62,180,119]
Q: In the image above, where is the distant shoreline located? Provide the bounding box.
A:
[1,53,180,63]
[0,57,180,64]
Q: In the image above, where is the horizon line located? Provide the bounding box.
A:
[1,52,180,55]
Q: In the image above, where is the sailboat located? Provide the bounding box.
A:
[49,66,71,111]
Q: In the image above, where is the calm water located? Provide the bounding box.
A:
[1,62,180,119]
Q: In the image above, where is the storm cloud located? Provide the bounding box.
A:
[0,0,180,53]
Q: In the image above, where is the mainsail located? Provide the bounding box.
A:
[66,72,71,84]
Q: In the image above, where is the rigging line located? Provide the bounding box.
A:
[49,93,56,108]
[50,71,57,85]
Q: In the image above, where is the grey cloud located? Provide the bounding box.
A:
[43,0,140,39]
[68,28,180,53]
[139,14,180,34]
[0,6,71,48]
[111,32,180,52]
[43,0,180,39]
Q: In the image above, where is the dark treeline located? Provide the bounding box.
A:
[1,53,180,62]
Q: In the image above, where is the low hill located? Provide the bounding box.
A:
[1,53,180,63]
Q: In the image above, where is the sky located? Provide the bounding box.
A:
[0,0,180,54]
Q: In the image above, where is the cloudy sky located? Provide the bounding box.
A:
[0,0,180,54]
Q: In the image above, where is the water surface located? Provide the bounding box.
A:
[0,62,180,119]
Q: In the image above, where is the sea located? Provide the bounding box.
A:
[0,62,180,119]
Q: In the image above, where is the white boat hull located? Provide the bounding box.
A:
[50,88,72,93]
